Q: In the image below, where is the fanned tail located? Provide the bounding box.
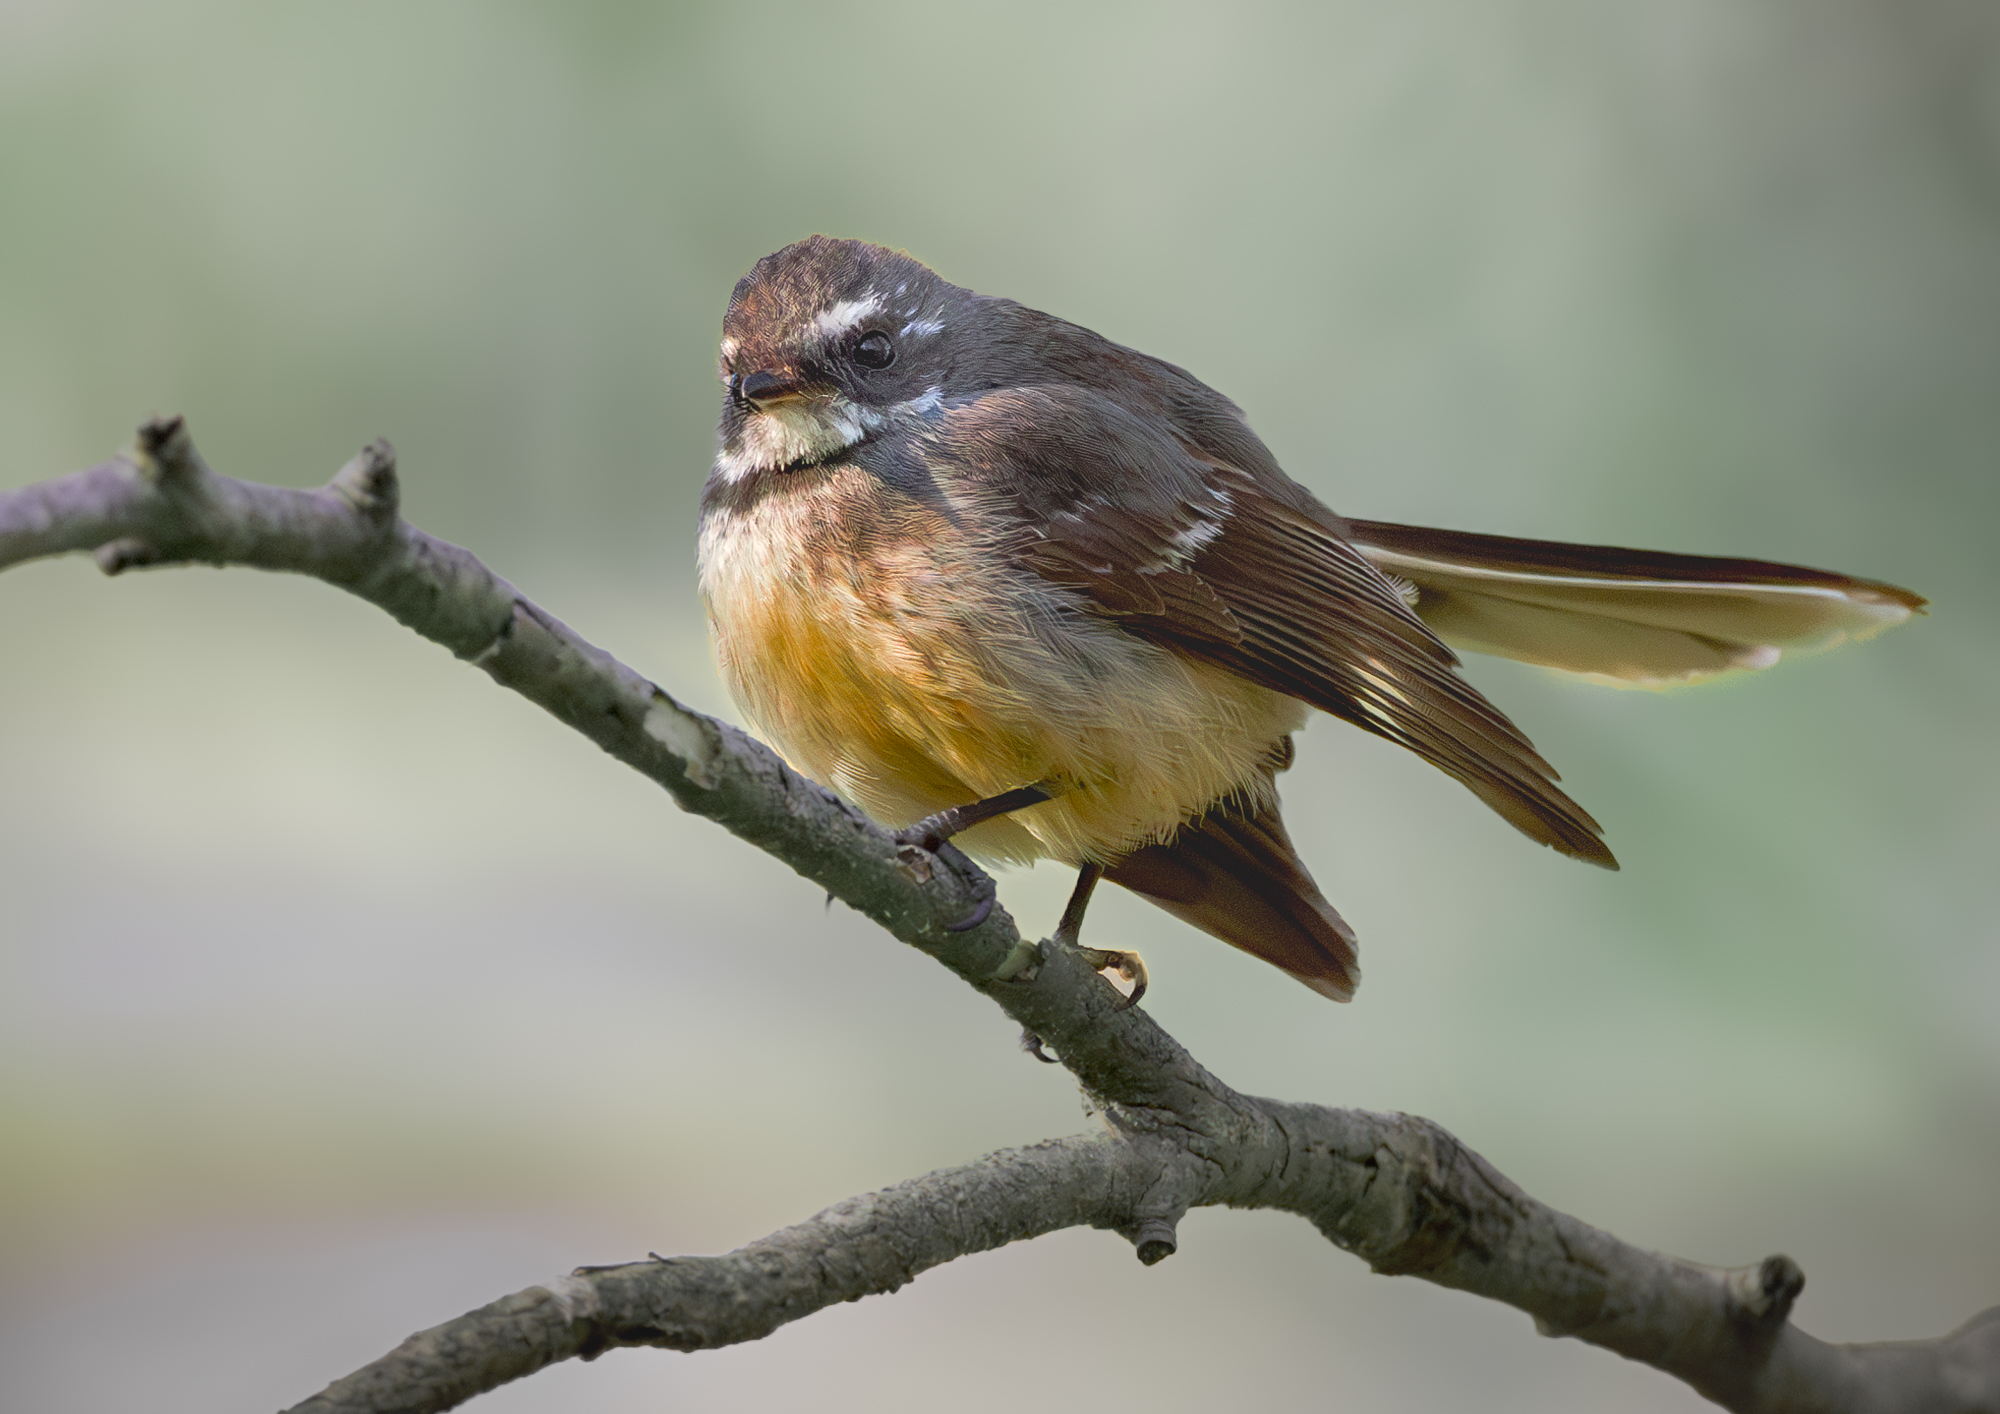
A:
[1348,520,1926,687]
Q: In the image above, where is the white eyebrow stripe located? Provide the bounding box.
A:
[899,317,944,338]
[813,296,885,339]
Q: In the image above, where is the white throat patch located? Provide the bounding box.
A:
[713,385,946,485]
[716,396,875,484]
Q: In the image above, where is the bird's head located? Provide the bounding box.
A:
[714,236,962,483]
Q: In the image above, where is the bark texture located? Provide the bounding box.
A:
[4,419,1994,1414]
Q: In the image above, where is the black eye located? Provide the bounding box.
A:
[852,331,895,370]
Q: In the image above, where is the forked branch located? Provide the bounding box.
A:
[3,419,1993,1414]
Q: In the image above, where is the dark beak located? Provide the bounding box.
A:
[737,368,814,409]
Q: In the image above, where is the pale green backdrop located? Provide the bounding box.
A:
[2,2,1996,1411]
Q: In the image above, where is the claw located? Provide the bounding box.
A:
[1079,947,1148,1011]
[1020,1028,1060,1063]
[894,823,947,854]
[944,890,996,933]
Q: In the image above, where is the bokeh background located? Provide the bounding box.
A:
[3,2,1997,1410]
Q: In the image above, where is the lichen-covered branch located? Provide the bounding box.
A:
[291,1135,1138,1414]
[4,420,1994,1414]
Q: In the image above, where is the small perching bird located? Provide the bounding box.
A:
[696,237,1923,1005]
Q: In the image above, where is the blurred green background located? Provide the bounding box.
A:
[2,2,1996,1410]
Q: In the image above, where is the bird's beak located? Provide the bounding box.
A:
[737,367,820,410]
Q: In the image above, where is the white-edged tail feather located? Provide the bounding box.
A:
[1347,521,1924,687]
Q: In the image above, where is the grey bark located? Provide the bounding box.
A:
[3,418,1994,1414]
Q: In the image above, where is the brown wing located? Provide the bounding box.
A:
[935,387,1616,868]
[1346,520,1926,686]
[1106,784,1359,1001]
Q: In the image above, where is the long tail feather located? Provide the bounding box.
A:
[1347,521,1925,686]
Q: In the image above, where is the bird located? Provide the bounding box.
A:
[696,235,1924,1007]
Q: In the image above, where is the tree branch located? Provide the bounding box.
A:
[5,419,1993,1414]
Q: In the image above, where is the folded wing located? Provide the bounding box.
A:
[939,387,1615,868]
[1347,521,1926,687]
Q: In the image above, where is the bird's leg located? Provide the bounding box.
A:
[1018,862,1148,1058]
[1052,859,1103,945]
[898,780,1060,852]
[1056,861,1148,1011]
[899,781,1063,935]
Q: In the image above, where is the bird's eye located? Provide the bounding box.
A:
[852,331,895,370]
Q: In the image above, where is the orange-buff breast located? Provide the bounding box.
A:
[698,467,1307,867]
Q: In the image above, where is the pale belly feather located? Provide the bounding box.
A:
[698,470,1307,866]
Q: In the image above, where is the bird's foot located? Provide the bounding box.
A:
[894,820,950,854]
[898,784,1062,933]
[1076,946,1147,1011]
[1042,861,1142,1008]
[943,889,996,933]
[1020,1028,1060,1064]
[889,831,995,933]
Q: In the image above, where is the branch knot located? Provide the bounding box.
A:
[1725,1253,1804,1327]
[328,439,401,521]
[133,414,203,489]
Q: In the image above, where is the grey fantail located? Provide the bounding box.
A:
[697,236,1923,1003]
